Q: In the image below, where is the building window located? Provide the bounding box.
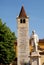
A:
[20,19,22,23]
[20,19,26,23]
[23,19,26,23]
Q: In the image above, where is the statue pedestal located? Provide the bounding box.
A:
[30,52,41,65]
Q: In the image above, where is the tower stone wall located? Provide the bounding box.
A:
[17,6,30,65]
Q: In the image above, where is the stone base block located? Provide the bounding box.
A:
[30,51,41,65]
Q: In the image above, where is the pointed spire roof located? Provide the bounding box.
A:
[18,6,27,18]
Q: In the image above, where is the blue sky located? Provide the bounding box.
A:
[0,0,44,39]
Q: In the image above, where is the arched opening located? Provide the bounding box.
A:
[20,19,22,23]
[23,19,26,23]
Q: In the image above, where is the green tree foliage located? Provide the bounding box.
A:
[0,19,16,64]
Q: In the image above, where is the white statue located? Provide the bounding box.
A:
[30,30,39,52]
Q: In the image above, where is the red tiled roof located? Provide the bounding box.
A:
[18,6,27,18]
[39,39,44,43]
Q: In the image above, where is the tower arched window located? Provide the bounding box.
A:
[20,19,22,23]
[20,19,26,23]
[23,19,26,23]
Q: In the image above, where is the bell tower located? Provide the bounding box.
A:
[17,6,29,65]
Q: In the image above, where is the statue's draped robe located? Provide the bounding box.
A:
[30,33,39,51]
